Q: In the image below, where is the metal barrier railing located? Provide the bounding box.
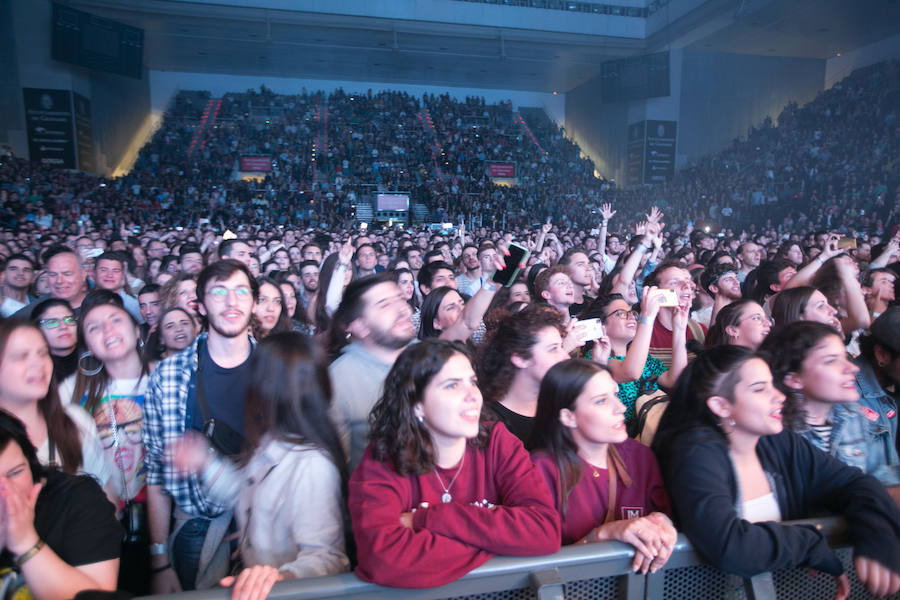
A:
[142,516,891,600]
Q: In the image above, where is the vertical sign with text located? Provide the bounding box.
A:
[23,88,76,169]
[644,120,677,183]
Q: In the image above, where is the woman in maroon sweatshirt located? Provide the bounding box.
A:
[527,359,676,574]
[349,339,560,588]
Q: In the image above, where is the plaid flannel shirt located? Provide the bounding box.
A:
[143,333,256,517]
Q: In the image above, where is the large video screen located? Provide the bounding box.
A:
[52,3,144,79]
[376,193,409,212]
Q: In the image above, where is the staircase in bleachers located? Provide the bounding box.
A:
[412,203,430,223]
[186,98,222,158]
[311,96,325,194]
[514,110,547,156]
[355,201,374,223]
[418,108,445,179]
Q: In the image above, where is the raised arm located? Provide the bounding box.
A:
[784,234,842,290]
[834,256,870,332]
[325,238,354,317]
[608,287,663,383]
[657,304,688,390]
[868,235,899,269]
[440,253,506,342]
[596,204,616,258]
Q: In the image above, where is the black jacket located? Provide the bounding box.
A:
[657,427,900,577]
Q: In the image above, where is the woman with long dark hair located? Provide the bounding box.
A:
[705,299,771,350]
[476,305,568,442]
[527,359,674,573]
[251,277,292,340]
[653,346,900,598]
[770,286,841,331]
[349,339,559,588]
[30,298,80,381]
[70,291,153,500]
[172,332,349,597]
[389,267,419,311]
[68,290,155,593]
[0,319,110,485]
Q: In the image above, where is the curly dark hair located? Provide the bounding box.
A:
[759,321,844,430]
[368,339,490,476]
[476,304,565,405]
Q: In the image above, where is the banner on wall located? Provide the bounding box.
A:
[486,162,516,178]
[73,92,96,173]
[23,88,76,169]
[239,155,272,172]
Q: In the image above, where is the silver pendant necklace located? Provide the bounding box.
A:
[434,450,466,503]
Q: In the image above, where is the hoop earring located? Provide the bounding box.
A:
[78,351,103,376]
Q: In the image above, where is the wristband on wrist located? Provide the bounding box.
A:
[638,315,654,326]
[482,279,500,292]
[150,542,168,556]
[14,540,45,567]
[151,563,172,574]
[815,255,826,265]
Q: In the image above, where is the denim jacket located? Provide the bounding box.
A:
[798,362,900,485]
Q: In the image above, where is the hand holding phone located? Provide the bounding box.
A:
[578,318,605,343]
[491,243,529,287]
[657,289,679,307]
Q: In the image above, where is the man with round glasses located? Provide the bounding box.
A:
[144,259,258,592]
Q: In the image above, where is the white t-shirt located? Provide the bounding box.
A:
[0,297,25,318]
[35,403,113,488]
[742,492,782,523]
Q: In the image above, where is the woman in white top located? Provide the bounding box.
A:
[69,290,154,506]
[172,331,349,600]
[0,319,110,486]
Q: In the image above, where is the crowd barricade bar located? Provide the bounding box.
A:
[143,516,886,600]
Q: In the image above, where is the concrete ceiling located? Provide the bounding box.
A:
[64,0,900,93]
[686,0,900,58]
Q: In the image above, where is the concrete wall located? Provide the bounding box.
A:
[678,49,824,160]
[565,48,825,181]
[564,72,631,183]
[149,70,566,125]
[90,70,152,175]
[2,0,154,174]
[565,48,683,182]
[825,33,900,89]
[0,0,24,154]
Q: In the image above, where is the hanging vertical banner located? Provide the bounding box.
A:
[73,92,96,173]
[23,88,76,168]
[644,120,677,183]
[626,121,645,186]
